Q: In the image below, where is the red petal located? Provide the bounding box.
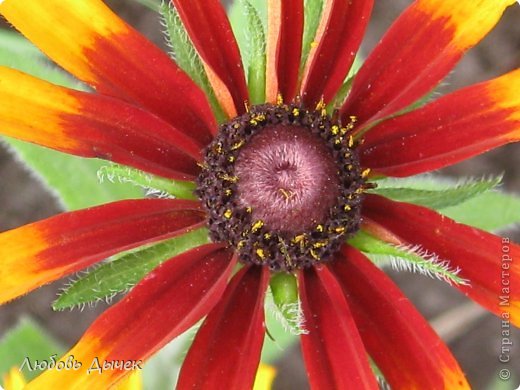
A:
[0,67,202,180]
[172,0,249,117]
[301,0,373,107]
[27,245,236,389]
[177,266,269,390]
[363,194,520,326]
[340,0,514,127]
[360,69,520,176]
[0,199,205,304]
[266,0,304,103]
[298,266,378,389]
[0,0,216,145]
[331,246,470,389]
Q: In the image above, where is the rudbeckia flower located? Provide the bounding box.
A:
[0,0,519,388]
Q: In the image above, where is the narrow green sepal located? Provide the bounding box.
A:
[270,272,298,307]
[300,0,324,75]
[242,0,267,104]
[97,163,196,200]
[52,228,210,310]
[160,2,227,123]
[442,191,520,232]
[370,175,502,210]
[266,272,306,336]
[130,0,161,12]
[348,231,468,286]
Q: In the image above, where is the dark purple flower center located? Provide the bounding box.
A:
[196,103,366,271]
[234,124,340,232]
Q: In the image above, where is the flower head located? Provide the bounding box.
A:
[0,0,519,388]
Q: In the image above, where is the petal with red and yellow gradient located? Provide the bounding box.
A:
[361,68,520,177]
[331,246,470,389]
[0,199,205,304]
[177,266,269,389]
[363,194,520,326]
[172,0,249,118]
[301,0,373,107]
[341,0,515,127]
[26,245,236,389]
[0,0,215,145]
[266,0,304,103]
[0,67,202,180]
[298,266,379,389]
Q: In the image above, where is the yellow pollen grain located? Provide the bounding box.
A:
[315,98,326,111]
[218,174,238,183]
[334,226,346,234]
[331,125,339,135]
[279,188,293,200]
[223,209,233,219]
[251,220,264,232]
[252,114,266,122]
[225,189,232,196]
[313,241,328,249]
[362,168,371,178]
[310,249,320,260]
[292,234,306,244]
[246,207,253,213]
[213,143,223,154]
[348,135,354,148]
[256,248,266,260]
[292,108,300,116]
[344,205,352,211]
[228,156,235,163]
[276,94,284,105]
[263,233,272,240]
[231,140,245,150]
[315,224,324,233]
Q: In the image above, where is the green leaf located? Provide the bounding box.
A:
[441,191,520,232]
[130,0,161,12]
[300,0,324,75]
[229,0,266,72]
[0,318,63,381]
[261,293,300,363]
[161,2,227,123]
[53,228,210,310]
[370,176,502,209]
[3,138,143,210]
[371,174,520,232]
[97,164,196,200]
[268,273,305,336]
[349,231,468,285]
[0,30,83,90]
[243,0,267,104]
